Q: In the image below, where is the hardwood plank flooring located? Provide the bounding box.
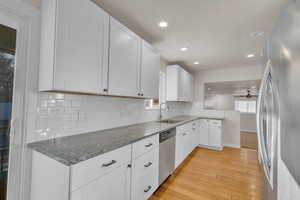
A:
[150,147,263,200]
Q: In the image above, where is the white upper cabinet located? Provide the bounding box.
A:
[140,40,160,99]
[166,65,193,102]
[39,0,109,94]
[108,17,141,97]
[39,1,160,99]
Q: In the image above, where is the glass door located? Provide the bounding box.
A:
[257,61,279,188]
[0,24,16,200]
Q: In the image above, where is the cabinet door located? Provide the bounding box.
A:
[71,163,131,200]
[209,125,222,148]
[175,133,185,168]
[177,68,185,101]
[140,41,160,99]
[199,120,209,146]
[54,0,109,93]
[191,120,199,148]
[109,17,141,97]
[187,74,194,102]
[131,148,159,200]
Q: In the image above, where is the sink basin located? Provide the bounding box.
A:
[158,119,183,124]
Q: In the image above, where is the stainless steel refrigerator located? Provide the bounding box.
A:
[257,0,300,199]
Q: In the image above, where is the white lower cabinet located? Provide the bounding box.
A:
[131,147,159,200]
[199,119,223,150]
[71,163,131,200]
[32,120,221,200]
[131,135,159,200]
[175,121,199,168]
[199,119,209,146]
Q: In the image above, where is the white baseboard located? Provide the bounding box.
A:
[240,129,257,133]
[224,143,241,149]
[198,144,223,151]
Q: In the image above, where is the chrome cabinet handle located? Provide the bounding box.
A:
[144,185,152,193]
[102,160,117,167]
[144,162,152,168]
[145,143,153,147]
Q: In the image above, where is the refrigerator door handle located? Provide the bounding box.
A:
[257,60,274,187]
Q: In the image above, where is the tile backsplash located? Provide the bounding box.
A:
[29,92,190,142]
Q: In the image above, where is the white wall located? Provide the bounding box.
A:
[204,94,235,110]
[240,113,257,133]
[29,93,189,142]
[223,111,240,148]
[189,66,263,148]
[194,65,264,104]
[22,0,40,8]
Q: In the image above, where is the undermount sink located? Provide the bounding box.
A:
[158,119,183,124]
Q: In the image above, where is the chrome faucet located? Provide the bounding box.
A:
[159,102,169,120]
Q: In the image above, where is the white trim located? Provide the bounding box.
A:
[198,144,223,151]
[0,1,40,200]
[224,143,241,149]
[241,129,257,133]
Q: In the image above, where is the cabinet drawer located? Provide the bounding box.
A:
[132,135,159,159]
[132,163,158,200]
[132,147,159,178]
[71,145,131,191]
[71,162,131,200]
[209,120,222,127]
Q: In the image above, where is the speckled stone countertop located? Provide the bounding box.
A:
[28,115,224,166]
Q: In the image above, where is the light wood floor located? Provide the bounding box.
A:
[150,147,263,200]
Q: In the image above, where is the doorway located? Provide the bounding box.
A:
[0,24,16,200]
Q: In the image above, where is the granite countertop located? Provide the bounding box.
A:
[28,115,224,166]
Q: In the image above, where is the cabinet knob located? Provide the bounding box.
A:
[103,88,108,92]
[141,93,144,96]
[144,185,152,193]
[137,93,141,96]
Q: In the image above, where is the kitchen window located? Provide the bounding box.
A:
[235,100,257,114]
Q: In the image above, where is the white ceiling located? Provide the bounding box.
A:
[93,0,288,71]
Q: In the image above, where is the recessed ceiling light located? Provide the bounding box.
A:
[180,47,188,51]
[251,86,256,89]
[207,88,211,91]
[194,61,199,65]
[158,21,168,28]
[247,54,255,58]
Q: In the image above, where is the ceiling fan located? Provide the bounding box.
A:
[233,90,258,99]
